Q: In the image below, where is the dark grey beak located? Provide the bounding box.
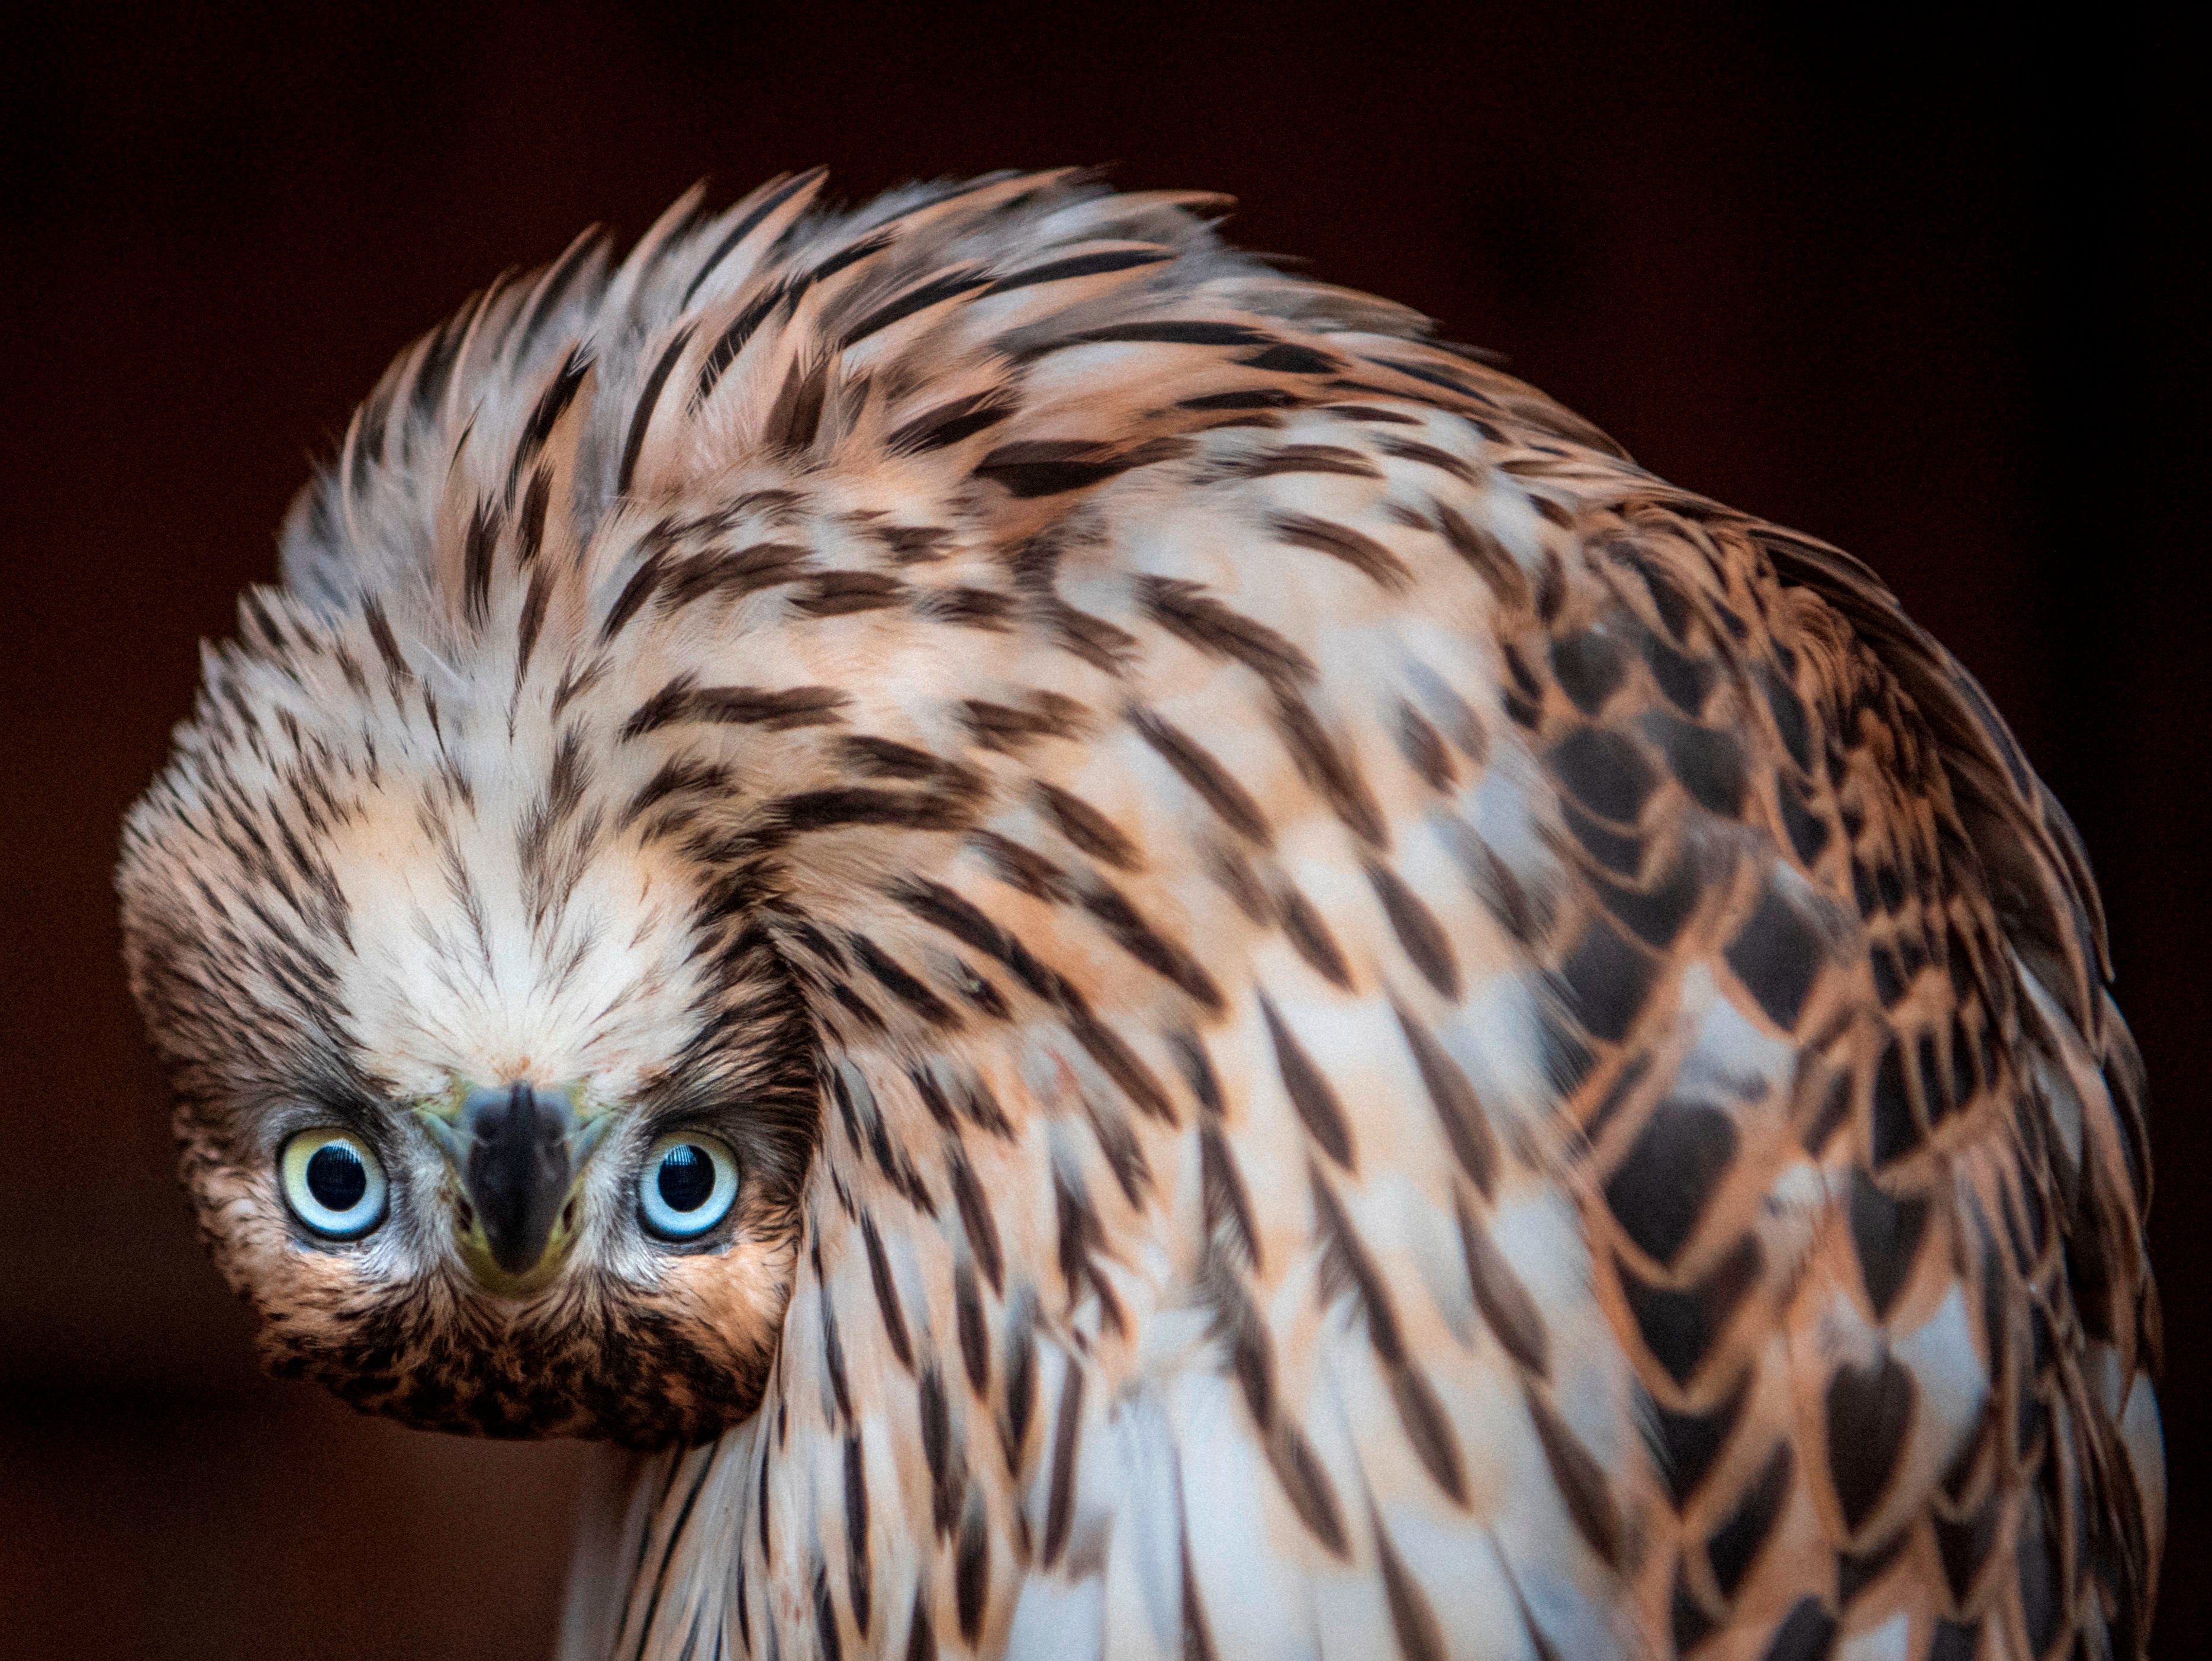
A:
[461,1082,575,1275]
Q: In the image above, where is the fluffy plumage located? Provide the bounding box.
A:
[118,170,2162,1659]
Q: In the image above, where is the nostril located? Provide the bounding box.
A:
[562,1198,577,1234]
[456,1196,476,1232]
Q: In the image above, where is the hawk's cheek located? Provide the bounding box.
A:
[653,1236,802,1395]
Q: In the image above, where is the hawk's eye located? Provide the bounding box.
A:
[279,1129,388,1240]
[639,1133,740,1241]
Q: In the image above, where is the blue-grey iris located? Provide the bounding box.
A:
[280,1128,388,1240]
[639,1132,739,1240]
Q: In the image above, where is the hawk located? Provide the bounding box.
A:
[118,170,2163,1660]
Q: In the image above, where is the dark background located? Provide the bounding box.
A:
[2,4,2201,1656]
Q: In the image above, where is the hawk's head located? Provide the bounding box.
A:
[118,549,821,1444]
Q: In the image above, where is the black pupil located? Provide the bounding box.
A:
[657,1145,716,1212]
[306,1144,368,1212]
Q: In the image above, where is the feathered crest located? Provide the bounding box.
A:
[275,168,1516,646]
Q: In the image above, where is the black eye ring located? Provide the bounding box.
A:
[638,1133,740,1240]
[280,1128,389,1240]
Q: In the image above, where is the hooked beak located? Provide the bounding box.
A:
[417,1083,613,1290]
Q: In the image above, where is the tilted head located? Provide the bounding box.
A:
[115,551,820,1441]
[108,182,893,1446]
[117,168,1437,1447]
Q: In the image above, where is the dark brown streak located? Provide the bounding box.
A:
[894,878,1061,1000]
[553,663,614,725]
[974,435,1192,500]
[796,570,907,617]
[967,830,1075,903]
[1042,1366,1086,1569]
[1374,1520,1448,1661]
[504,343,591,507]
[1268,511,1411,589]
[617,323,698,497]
[919,585,1015,631]
[1310,1167,1406,1364]
[847,932,962,1029]
[819,1292,854,1421]
[888,391,1018,455]
[1319,402,1425,425]
[1033,781,1141,870]
[1311,1171,1471,1506]
[681,168,826,307]
[859,1214,915,1371]
[1375,436,1479,485]
[946,1150,1005,1293]
[1456,1193,1550,1377]
[1264,1423,1350,1558]
[843,1435,872,1634]
[622,678,849,739]
[842,268,993,348]
[1525,1389,1624,1568]
[900,1592,933,1661]
[1223,443,1382,481]
[877,524,954,564]
[514,566,551,686]
[1001,1299,1037,1470]
[1082,884,1223,1009]
[1263,997,1354,1167]
[620,755,728,830]
[691,280,796,411]
[1363,355,1485,403]
[511,227,603,361]
[1177,387,1305,413]
[1129,709,1272,845]
[1366,862,1461,998]
[954,1262,990,1400]
[1398,703,1456,790]
[1065,1007,1177,1125]
[462,500,500,631]
[1039,597,1141,674]
[1138,576,1318,690]
[1434,504,1530,607]
[629,1441,722,1659]
[362,600,413,691]
[600,549,669,643]
[958,696,1081,754]
[954,1496,989,1643]
[518,725,587,877]
[986,246,1173,294]
[761,355,832,456]
[814,1565,843,1661]
[1393,1005,1499,1199]
[917,1366,960,1537]
[778,788,975,836]
[1277,886,1353,988]
[840,735,948,781]
[1272,693,1387,848]
[1165,1027,1224,1117]
[887,877,1176,1123]
[1199,1122,1261,1271]
[1066,319,1271,350]
[661,541,813,616]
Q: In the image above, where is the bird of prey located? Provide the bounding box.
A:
[118,170,2162,1661]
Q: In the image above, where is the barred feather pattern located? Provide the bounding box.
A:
[117,172,2161,1661]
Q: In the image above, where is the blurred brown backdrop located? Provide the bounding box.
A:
[2,4,2201,1656]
